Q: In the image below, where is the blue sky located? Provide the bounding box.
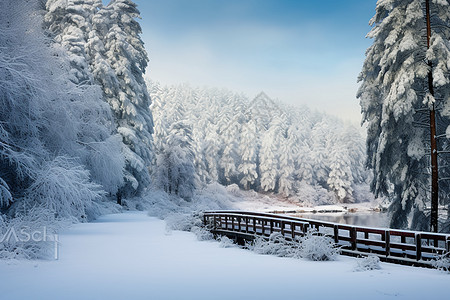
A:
[133,0,377,123]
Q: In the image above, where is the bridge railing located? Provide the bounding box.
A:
[203,210,450,267]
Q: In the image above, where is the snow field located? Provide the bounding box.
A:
[0,212,448,300]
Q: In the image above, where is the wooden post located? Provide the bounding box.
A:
[351,227,357,250]
[261,220,265,236]
[416,233,422,261]
[334,225,339,244]
[426,0,439,233]
[253,217,256,234]
[385,231,391,257]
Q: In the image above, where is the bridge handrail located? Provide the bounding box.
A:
[203,210,450,267]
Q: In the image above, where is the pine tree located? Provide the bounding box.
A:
[44,0,97,85]
[278,127,297,197]
[358,0,450,231]
[238,120,259,190]
[155,121,197,200]
[97,0,154,197]
[259,117,283,192]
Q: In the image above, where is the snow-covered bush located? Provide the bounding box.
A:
[23,157,104,220]
[247,232,302,258]
[354,255,381,272]
[218,235,235,248]
[0,207,66,260]
[432,253,450,272]
[164,211,213,241]
[298,229,340,261]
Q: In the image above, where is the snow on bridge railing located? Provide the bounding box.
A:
[203,210,450,268]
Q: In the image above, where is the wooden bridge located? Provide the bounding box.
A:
[203,210,450,268]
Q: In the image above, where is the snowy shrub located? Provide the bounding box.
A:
[143,190,184,219]
[25,157,104,220]
[354,255,381,272]
[432,253,450,272]
[165,213,202,232]
[164,211,214,241]
[225,184,241,196]
[0,207,66,260]
[218,235,236,248]
[298,229,340,261]
[191,226,214,241]
[247,233,299,258]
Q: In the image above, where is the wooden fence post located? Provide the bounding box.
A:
[416,233,422,261]
[350,227,357,250]
[385,231,390,257]
[261,219,265,236]
[334,225,339,244]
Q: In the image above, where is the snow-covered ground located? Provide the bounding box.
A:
[0,212,447,300]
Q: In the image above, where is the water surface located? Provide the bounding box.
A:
[291,212,390,228]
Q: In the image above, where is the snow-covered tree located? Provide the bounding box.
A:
[357,0,450,230]
[147,81,372,205]
[327,145,354,203]
[1,0,124,220]
[97,0,154,197]
[155,121,197,200]
[44,0,98,85]
[238,120,259,190]
[278,128,298,197]
[259,117,283,192]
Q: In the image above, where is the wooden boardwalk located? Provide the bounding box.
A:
[203,210,450,268]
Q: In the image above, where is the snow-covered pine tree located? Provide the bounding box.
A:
[278,128,297,197]
[358,0,450,230]
[327,145,354,203]
[259,117,283,192]
[97,0,154,197]
[238,119,259,190]
[310,121,330,187]
[44,0,97,85]
[155,121,197,200]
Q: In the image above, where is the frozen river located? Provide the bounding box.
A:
[291,212,390,228]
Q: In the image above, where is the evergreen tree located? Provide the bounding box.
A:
[97,0,154,197]
[278,129,297,197]
[44,0,97,85]
[1,0,124,219]
[357,0,450,230]
[155,121,197,200]
[238,120,259,190]
[259,117,283,192]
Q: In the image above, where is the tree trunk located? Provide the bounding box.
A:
[426,0,439,232]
